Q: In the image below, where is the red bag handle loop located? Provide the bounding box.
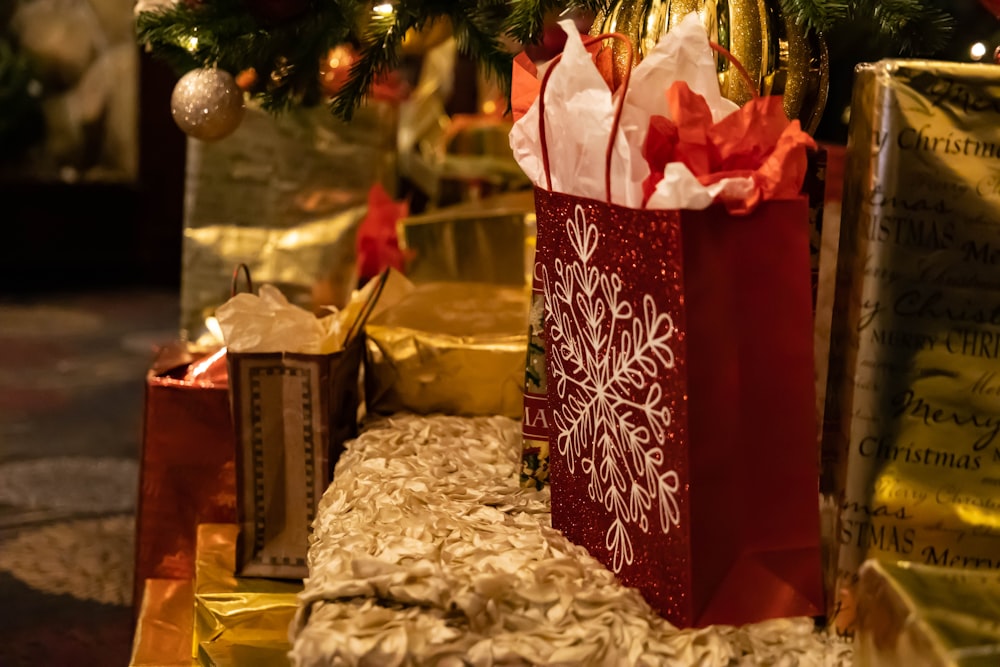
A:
[538,33,633,204]
[708,41,758,100]
[231,263,253,297]
[536,34,758,205]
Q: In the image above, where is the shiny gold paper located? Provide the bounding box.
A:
[591,0,829,133]
[401,118,530,208]
[130,579,198,667]
[180,101,397,345]
[855,560,1000,667]
[823,60,1000,634]
[365,282,528,418]
[194,524,300,662]
[397,39,529,209]
[198,640,292,667]
[399,191,535,286]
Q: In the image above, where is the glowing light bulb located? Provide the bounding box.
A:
[971,42,987,61]
[373,3,393,15]
[185,35,199,52]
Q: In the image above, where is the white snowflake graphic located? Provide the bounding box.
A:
[543,204,681,573]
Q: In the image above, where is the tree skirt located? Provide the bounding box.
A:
[290,414,851,666]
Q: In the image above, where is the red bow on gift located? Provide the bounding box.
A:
[355,183,410,281]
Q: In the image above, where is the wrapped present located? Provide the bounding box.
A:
[365,281,528,418]
[822,60,1000,634]
[520,282,549,490]
[510,18,824,627]
[134,343,236,612]
[129,579,197,667]
[398,191,535,286]
[181,101,397,346]
[855,560,1000,667]
[398,38,530,208]
[194,524,300,665]
[217,272,388,579]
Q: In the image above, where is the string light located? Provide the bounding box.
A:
[373,3,394,15]
[971,41,987,61]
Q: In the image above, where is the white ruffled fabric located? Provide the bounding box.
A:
[289,414,852,666]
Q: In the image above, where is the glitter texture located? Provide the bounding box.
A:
[592,0,830,134]
[171,68,245,142]
[535,187,693,625]
[535,188,824,628]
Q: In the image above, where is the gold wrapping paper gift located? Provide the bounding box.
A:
[194,524,301,666]
[365,282,528,417]
[855,560,1000,667]
[129,579,198,667]
[181,101,397,345]
[398,191,535,287]
[823,60,1000,633]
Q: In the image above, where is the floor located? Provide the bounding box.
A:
[0,288,179,667]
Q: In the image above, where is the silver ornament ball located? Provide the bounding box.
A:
[171,68,245,141]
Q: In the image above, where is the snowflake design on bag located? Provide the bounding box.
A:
[544,204,681,573]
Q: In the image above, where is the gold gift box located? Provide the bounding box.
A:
[822,60,1000,632]
[194,524,301,666]
[398,191,535,287]
[130,579,198,667]
[855,560,1000,667]
[365,282,529,418]
[130,525,302,666]
[181,101,398,345]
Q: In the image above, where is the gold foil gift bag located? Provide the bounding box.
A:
[218,269,388,578]
[824,60,1000,633]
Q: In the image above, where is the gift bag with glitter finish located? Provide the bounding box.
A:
[519,24,824,628]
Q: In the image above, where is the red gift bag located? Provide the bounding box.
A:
[134,344,236,612]
[534,34,823,628]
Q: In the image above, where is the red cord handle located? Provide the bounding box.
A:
[708,41,759,100]
[538,33,633,204]
[536,33,758,205]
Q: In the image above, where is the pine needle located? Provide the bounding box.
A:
[136,0,957,120]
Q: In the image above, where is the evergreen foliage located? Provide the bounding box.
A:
[782,0,954,52]
[137,0,956,120]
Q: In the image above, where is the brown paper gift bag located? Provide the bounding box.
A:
[224,268,386,578]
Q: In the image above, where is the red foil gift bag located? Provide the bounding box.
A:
[527,26,824,628]
[134,344,237,612]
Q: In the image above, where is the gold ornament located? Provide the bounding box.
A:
[170,68,245,142]
[319,45,356,96]
[592,0,829,134]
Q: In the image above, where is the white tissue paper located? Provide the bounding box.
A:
[216,285,342,354]
[216,269,414,355]
[509,13,757,211]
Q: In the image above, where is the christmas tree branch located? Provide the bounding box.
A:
[137,0,958,120]
[780,0,849,31]
[859,0,954,54]
[329,2,407,119]
[454,2,515,95]
[780,0,953,54]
